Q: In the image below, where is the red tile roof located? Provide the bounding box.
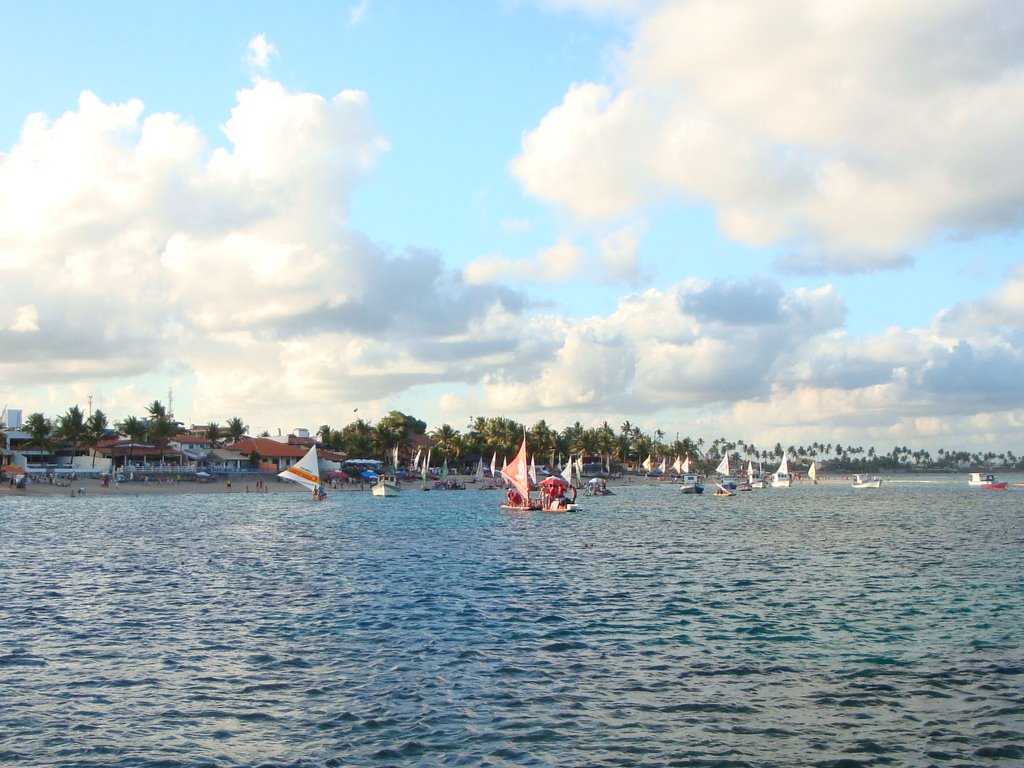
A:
[223,438,309,459]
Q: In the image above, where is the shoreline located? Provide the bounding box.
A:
[2,471,871,498]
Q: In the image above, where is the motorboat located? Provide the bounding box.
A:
[371,474,401,497]
[851,473,881,489]
[967,472,1007,490]
[678,473,704,494]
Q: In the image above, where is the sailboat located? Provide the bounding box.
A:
[278,445,327,500]
[715,454,738,489]
[421,448,431,490]
[808,461,818,485]
[772,455,792,488]
[500,435,536,511]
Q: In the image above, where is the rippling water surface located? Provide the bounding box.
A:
[2,479,1022,766]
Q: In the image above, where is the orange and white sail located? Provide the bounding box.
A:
[278,445,322,493]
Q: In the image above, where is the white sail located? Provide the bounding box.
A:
[808,461,817,483]
[673,455,682,474]
[475,457,485,482]
[715,455,730,476]
[642,455,653,471]
[682,455,691,473]
[659,457,667,474]
[529,455,537,484]
[561,455,573,485]
[278,445,322,493]
[776,455,789,476]
[413,449,421,471]
[490,451,497,477]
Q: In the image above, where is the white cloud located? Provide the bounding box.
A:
[599,221,646,281]
[8,305,39,332]
[244,34,277,72]
[0,82,522,420]
[5,50,1024,453]
[349,0,371,25]
[513,0,1024,270]
[464,237,584,284]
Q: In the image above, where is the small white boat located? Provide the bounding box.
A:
[747,460,766,489]
[371,474,401,497]
[713,483,735,497]
[967,472,1007,490]
[678,473,704,494]
[851,473,881,489]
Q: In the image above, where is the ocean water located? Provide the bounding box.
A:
[1,478,1022,767]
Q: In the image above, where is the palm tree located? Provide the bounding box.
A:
[148,413,176,465]
[428,423,461,462]
[117,415,148,470]
[341,418,374,458]
[318,424,333,447]
[225,417,248,445]
[85,410,109,468]
[206,422,223,447]
[23,412,55,462]
[57,405,87,465]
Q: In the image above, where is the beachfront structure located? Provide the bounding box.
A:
[222,437,345,475]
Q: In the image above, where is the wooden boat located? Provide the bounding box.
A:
[500,435,539,511]
[371,474,401,497]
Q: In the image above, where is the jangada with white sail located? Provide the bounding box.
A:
[278,445,327,500]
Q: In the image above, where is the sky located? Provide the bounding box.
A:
[2,0,1024,454]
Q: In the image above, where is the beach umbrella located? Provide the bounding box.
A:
[195,470,212,478]
[327,471,348,479]
[539,475,569,488]
[360,470,378,479]
[1,464,25,474]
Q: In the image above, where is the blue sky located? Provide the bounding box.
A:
[2,0,1023,453]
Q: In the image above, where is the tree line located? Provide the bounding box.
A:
[3,403,1019,472]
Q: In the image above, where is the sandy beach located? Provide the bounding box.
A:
[0,474,370,497]
[1,471,854,498]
